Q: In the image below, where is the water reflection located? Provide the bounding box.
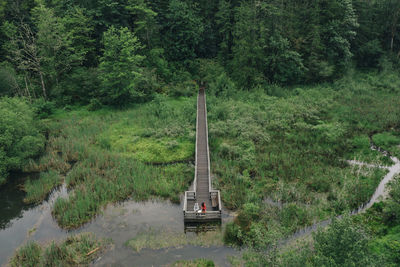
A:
[0,173,38,230]
[0,184,237,266]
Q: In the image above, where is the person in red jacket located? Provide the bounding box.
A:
[201,202,206,213]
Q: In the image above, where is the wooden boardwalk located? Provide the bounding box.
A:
[183,88,221,222]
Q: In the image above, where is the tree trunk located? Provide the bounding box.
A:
[391,33,394,52]
[24,76,32,101]
[39,71,47,99]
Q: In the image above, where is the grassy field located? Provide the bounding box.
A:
[9,233,106,267]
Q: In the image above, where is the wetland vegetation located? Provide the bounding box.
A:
[10,233,107,267]
[1,0,400,265]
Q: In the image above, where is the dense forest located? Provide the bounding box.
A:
[0,0,399,105]
[1,0,400,266]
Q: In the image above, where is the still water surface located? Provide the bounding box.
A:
[0,177,237,266]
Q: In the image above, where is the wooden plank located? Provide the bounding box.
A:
[183,88,221,222]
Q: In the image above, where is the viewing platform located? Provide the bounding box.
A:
[183,88,222,222]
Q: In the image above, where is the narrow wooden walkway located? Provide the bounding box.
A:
[183,88,221,222]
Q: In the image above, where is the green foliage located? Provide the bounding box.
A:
[373,132,400,158]
[210,71,400,250]
[10,233,106,267]
[370,225,400,266]
[0,97,45,184]
[99,26,146,105]
[29,96,195,228]
[312,216,375,266]
[32,98,56,119]
[0,63,19,97]
[223,222,243,246]
[383,177,400,226]
[164,0,204,62]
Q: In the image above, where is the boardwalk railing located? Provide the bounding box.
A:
[183,88,221,223]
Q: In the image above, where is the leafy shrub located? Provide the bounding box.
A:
[170,80,197,97]
[236,203,261,230]
[87,98,103,111]
[383,177,400,225]
[307,176,331,193]
[279,204,311,231]
[32,98,56,119]
[209,72,236,97]
[0,64,19,97]
[0,97,45,184]
[373,132,400,152]
[224,222,243,246]
[312,217,374,266]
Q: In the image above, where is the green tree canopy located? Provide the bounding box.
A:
[98,26,145,105]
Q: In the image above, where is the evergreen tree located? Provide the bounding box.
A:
[98,26,145,105]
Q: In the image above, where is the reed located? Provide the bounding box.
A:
[23,170,62,204]
[10,233,106,267]
[29,98,196,228]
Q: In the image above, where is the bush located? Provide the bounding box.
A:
[312,217,374,266]
[224,222,243,246]
[383,177,400,225]
[32,98,56,119]
[0,97,45,184]
[87,98,103,111]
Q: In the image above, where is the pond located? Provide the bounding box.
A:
[0,175,237,266]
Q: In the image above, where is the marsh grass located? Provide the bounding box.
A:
[23,170,63,204]
[10,233,106,267]
[126,228,223,252]
[205,71,400,248]
[10,241,42,267]
[170,259,216,267]
[28,97,195,228]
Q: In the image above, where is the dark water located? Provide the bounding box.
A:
[0,177,237,266]
[0,173,37,230]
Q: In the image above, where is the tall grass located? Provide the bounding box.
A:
[30,97,195,229]
[10,241,42,267]
[23,170,62,204]
[205,70,400,248]
[10,233,106,267]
